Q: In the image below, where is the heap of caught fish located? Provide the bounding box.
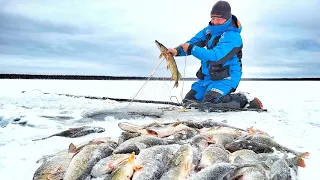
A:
[155,40,182,89]
[33,119,309,180]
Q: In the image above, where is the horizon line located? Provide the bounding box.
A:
[1,74,320,81]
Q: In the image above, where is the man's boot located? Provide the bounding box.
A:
[239,92,263,109]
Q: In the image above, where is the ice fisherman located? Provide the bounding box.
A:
[166,0,263,110]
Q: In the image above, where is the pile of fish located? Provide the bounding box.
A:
[33,119,309,180]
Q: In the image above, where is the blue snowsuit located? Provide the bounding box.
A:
[176,15,243,104]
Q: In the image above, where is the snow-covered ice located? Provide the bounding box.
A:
[0,79,319,179]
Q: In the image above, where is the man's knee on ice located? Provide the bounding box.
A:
[184,89,197,101]
[202,90,224,103]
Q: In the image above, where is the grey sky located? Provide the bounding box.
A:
[0,0,319,78]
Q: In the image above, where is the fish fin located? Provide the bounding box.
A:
[146,129,158,136]
[68,128,73,130]
[128,152,135,163]
[296,152,310,168]
[184,161,190,172]
[172,121,181,127]
[93,140,105,145]
[71,150,81,159]
[170,72,174,80]
[296,158,306,168]
[68,143,77,153]
[177,71,182,80]
[167,65,170,70]
[174,81,179,88]
[159,53,163,59]
[134,165,143,171]
[247,127,256,135]
[207,139,216,144]
[47,169,65,180]
[108,163,115,171]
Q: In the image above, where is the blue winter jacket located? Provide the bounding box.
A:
[176,15,243,88]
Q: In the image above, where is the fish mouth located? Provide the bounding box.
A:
[154,40,162,49]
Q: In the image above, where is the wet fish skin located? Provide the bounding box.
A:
[132,144,181,180]
[190,135,210,152]
[113,135,172,155]
[232,166,268,180]
[32,126,105,141]
[245,134,307,156]
[155,40,182,88]
[159,144,193,180]
[190,162,261,180]
[146,122,192,138]
[189,135,210,168]
[225,139,274,153]
[198,144,229,170]
[190,162,238,180]
[33,142,91,180]
[164,127,198,142]
[63,142,115,180]
[118,132,141,145]
[229,149,259,163]
[270,155,292,180]
[209,133,234,146]
[202,126,245,139]
[91,154,131,178]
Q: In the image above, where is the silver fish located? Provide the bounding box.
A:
[132,144,181,180]
[113,135,172,155]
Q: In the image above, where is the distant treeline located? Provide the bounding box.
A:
[0,74,320,81]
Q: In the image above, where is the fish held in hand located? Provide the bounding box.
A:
[155,40,182,88]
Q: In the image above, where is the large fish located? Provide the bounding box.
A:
[132,144,181,180]
[91,153,132,178]
[159,144,193,180]
[244,134,310,156]
[32,126,105,141]
[63,141,117,180]
[113,135,173,155]
[33,140,109,180]
[155,40,182,88]
[198,144,229,170]
[33,144,76,180]
[225,139,274,153]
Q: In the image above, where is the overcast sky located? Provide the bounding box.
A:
[1,0,319,78]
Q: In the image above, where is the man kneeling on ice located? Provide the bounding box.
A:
[166,1,263,110]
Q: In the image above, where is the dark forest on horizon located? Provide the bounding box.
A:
[1,74,320,81]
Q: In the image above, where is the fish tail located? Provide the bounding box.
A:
[296,152,310,168]
[247,127,256,135]
[128,152,135,163]
[177,71,182,80]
